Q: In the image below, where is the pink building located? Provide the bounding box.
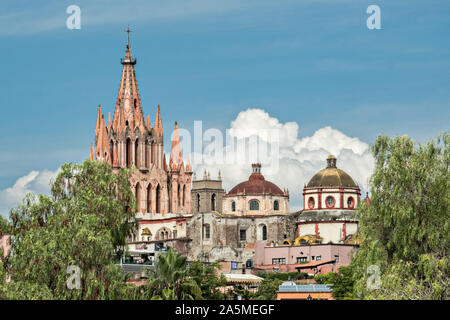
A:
[253,242,357,275]
[0,235,9,258]
[1,235,10,283]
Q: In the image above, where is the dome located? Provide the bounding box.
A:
[306,155,358,188]
[227,164,285,196]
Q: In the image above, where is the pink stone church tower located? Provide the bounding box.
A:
[90,34,193,247]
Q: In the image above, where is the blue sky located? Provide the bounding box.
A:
[0,0,449,214]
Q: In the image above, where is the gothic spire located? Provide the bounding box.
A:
[154,104,163,136]
[170,121,183,171]
[94,105,110,163]
[111,32,145,134]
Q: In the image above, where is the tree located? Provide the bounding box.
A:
[352,133,449,299]
[315,266,354,299]
[144,248,202,300]
[254,278,283,300]
[187,260,227,299]
[4,160,138,299]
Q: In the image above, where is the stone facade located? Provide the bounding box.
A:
[191,170,225,213]
[186,156,364,275]
[186,211,300,270]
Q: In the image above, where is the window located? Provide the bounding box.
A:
[231,201,236,212]
[249,200,259,210]
[272,258,286,265]
[316,255,322,261]
[312,256,315,260]
[347,197,355,209]
[262,225,267,241]
[274,200,279,211]
[297,257,308,263]
[196,193,201,212]
[155,184,161,213]
[308,197,315,209]
[211,194,216,211]
[240,229,246,241]
[126,138,131,167]
[135,183,141,212]
[326,196,335,208]
[147,185,152,213]
[204,224,211,239]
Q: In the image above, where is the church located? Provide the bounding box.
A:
[89,39,193,262]
[89,37,366,274]
[188,157,364,275]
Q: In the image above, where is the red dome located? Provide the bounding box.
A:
[227,172,285,196]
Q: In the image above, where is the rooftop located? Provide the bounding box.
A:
[278,283,333,293]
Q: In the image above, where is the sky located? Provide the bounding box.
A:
[0,0,449,216]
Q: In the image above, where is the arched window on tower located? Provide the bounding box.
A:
[211,194,216,211]
[126,138,131,167]
[143,141,148,168]
[155,184,161,213]
[110,140,114,165]
[231,201,236,212]
[135,139,139,167]
[274,200,279,211]
[147,185,152,213]
[197,193,201,212]
[262,225,267,240]
[178,184,181,208]
[135,183,141,213]
[182,185,186,207]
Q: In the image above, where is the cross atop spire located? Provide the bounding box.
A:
[125,25,132,48]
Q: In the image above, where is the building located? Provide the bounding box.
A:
[297,155,360,244]
[0,235,9,259]
[253,155,362,275]
[191,170,225,213]
[254,242,357,274]
[187,164,297,272]
[277,282,334,300]
[0,235,10,283]
[223,164,289,216]
[89,38,192,261]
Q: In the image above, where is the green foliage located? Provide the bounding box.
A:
[254,278,283,300]
[256,271,310,281]
[3,159,137,299]
[0,216,10,235]
[143,248,202,300]
[315,266,354,299]
[352,133,449,299]
[187,260,227,299]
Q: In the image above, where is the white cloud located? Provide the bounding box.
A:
[0,168,59,218]
[192,108,374,211]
